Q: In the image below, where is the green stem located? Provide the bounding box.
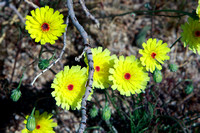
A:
[34,96,51,107]
[39,45,44,59]
[48,50,56,61]
[16,68,26,90]
[105,89,125,120]
[105,120,118,133]
[103,9,197,19]
[170,37,182,49]
[30,107,36,116]
[104,89,108,103]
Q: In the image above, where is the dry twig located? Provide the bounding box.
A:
[0,1,25,24]
[24,0,39,9]
[79,0,100,28]
[66,0,94,132]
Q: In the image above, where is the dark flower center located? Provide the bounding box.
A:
[195,31,200,37]
[68,84,74,91]
[95,66,100,72]
[151,52,157,59]
[36,125,40,129]
[124,73,131,80]
[41,23,50,31]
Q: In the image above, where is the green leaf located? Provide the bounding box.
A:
[136,26,151,48]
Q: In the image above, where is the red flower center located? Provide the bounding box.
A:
[195,31,200,37]
[124,73,131,80]
[41,23,50,31]
[95,66,100,72]
[67,84,74,91]
[151,52,157,59]
[36,125,40,129]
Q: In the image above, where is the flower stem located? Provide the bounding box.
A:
[39,45,44,59]
[48,50,56,61]
[170,37,182,49]
[102,9,197,19]
[30,107,36,116]
[16,67,26,90]
[105,89,125,120]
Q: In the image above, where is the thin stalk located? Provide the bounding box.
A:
[48,50,56,61]
[105,89,125,120]
[170,37,182,49]
[17,68,26,90]
[158,115,189,133]
[30,107,36,116]
[101,9,197,19]
[85,126,103,131]
[39,45,44,59]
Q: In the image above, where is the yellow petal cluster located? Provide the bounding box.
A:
[139,38,170,73]
[109,55,150,96]
[85,47,116,89]
[22,110,57,133]
[25,6,67,45]
[51,66,88,110]
[196,0,200,19]
[181,17,200,54]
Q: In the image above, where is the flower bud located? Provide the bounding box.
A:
[26,107,36,131]
[10,89,21,102]
[26,116,36,131]
[38,59,49,70]
[89,105,98,118]
[153,69,162,83]
[102,105,111,121]
[185,84,193,94]
[169,64,178,72]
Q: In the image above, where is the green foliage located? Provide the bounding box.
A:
[38,48,55,70]
[153,68,162,83]
[89,105,98,118]
[136,26,151,48]
[102,103,111,121]
[144,3,152,10]
[185,84,194,94]
[38,59,50,70]
[26,116,36,131]
[10,89,21,102]
[26,108,36,131]
[169,63,178,72]
[129,94,155,133]
[10,69,25,102]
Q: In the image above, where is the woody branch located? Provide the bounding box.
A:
[66,0,95,132]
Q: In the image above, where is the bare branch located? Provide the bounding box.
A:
[66,0,94,132]
[24,0,39,9]
[31,16,69,86]
[0,2,25,24]
[9,4,25,24]
[75,47,90,62]
[79,0,100,28]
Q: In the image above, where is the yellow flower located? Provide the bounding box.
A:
[84,47,116,89]
[109,55,150,96]
[139,38,170,73]
[22,110,57,133]
[25,6,67,45]
[196,0,200,18]
[181,17,200,54]
[51,66,88,110]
